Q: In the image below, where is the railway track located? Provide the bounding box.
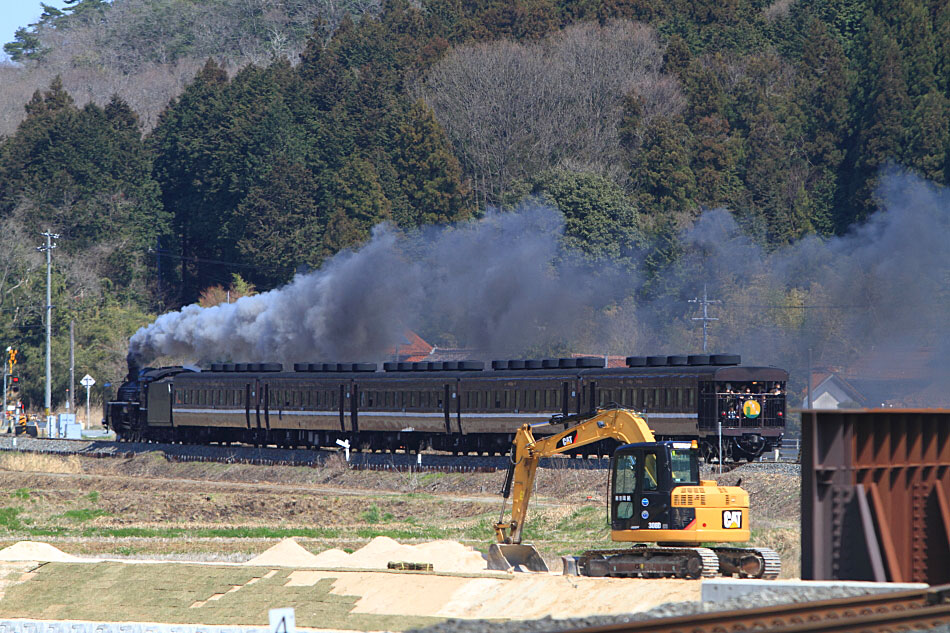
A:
[557,584,950,633]
[0,435,613,472]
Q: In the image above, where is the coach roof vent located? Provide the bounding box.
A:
[668,355,688,366]
[646,356,669,366]
[260,363,282,372]
[353,363,376,372]
[309,363,326,372]
[383,362,399,372]
[711,354,741,366]
[542,359,559,368]
[687,355,710,365]
[458,360,484,371]
[508,360,525,370]
[427,361,444,371]
[443,361,460,370]
[397,362,412,371]
[576,357,605,368]
[235,363,249,372]
[626,356,647,367]
[211,363,223,372]
[412,362,429,371]
[222,363,236,372]
[492,360,509,370]
[558,358,578,368]
[525,359,543,369]
[294,363,311,372]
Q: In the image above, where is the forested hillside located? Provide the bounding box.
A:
[0,0,947,408]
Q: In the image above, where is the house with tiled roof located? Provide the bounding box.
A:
[804,346,949,408]
[386,331,434,362]
[802,371,867,409]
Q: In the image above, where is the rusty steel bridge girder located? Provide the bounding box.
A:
[801,408,950,584]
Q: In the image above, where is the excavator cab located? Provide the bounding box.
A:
[610,442,701,534]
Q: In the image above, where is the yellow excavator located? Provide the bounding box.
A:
[489,407,780,579]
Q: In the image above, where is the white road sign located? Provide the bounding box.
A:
[269,608,296,633]
[80,374,96,387]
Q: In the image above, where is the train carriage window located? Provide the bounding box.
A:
[653,388,661,408]
[555,389,562,408]
[667,388,675,410]
[688,388,696,407]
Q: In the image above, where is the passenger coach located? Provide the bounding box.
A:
[107,354,786,461]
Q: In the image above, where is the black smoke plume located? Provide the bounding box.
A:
[130,169,949,405]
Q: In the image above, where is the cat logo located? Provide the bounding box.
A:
[722,510,743,529]
[559,431,578,448]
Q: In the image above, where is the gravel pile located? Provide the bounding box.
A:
[408,585,879,633]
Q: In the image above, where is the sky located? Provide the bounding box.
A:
[0,0,71,62]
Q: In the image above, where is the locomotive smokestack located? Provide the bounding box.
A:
[126,352,140,382]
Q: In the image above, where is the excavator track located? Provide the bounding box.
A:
[711,546,781,579]
[576,545,720,579]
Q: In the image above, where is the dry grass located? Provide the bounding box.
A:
[0,452,82,474]
[0,562,439,631]
[751,527,801,579]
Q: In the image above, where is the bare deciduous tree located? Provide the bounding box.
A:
[420,20,684,204]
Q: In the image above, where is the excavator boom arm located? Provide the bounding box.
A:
[494,408,655,545]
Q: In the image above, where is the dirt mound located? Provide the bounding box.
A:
[341,537,487,573]
[245,538,324,567]
[0,541,80,562]
[249,537,488,573]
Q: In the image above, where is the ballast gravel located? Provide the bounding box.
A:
[408,585,878,633]
[0,435,609,471]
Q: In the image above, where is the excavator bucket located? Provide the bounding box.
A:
[487,544,549,572]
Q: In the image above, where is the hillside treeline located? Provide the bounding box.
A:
[0,0,947,408]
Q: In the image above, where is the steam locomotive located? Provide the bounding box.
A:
[106,353,786,461]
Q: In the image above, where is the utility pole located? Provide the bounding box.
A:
[37,231,59,426]
[69,320,75,412]
[688,284,721,353]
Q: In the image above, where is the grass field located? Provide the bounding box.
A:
[0,562,439,631]
[0,450,801,573]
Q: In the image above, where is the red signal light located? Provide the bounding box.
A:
[11,377,17,382]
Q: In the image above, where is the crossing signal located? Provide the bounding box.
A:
[11,376,18,393]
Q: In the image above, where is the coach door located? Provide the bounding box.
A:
[244,382,252,430]
[254,379,262,431]
[350,381,359,435]
[338,384,346,433]
[562,381,580,417]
